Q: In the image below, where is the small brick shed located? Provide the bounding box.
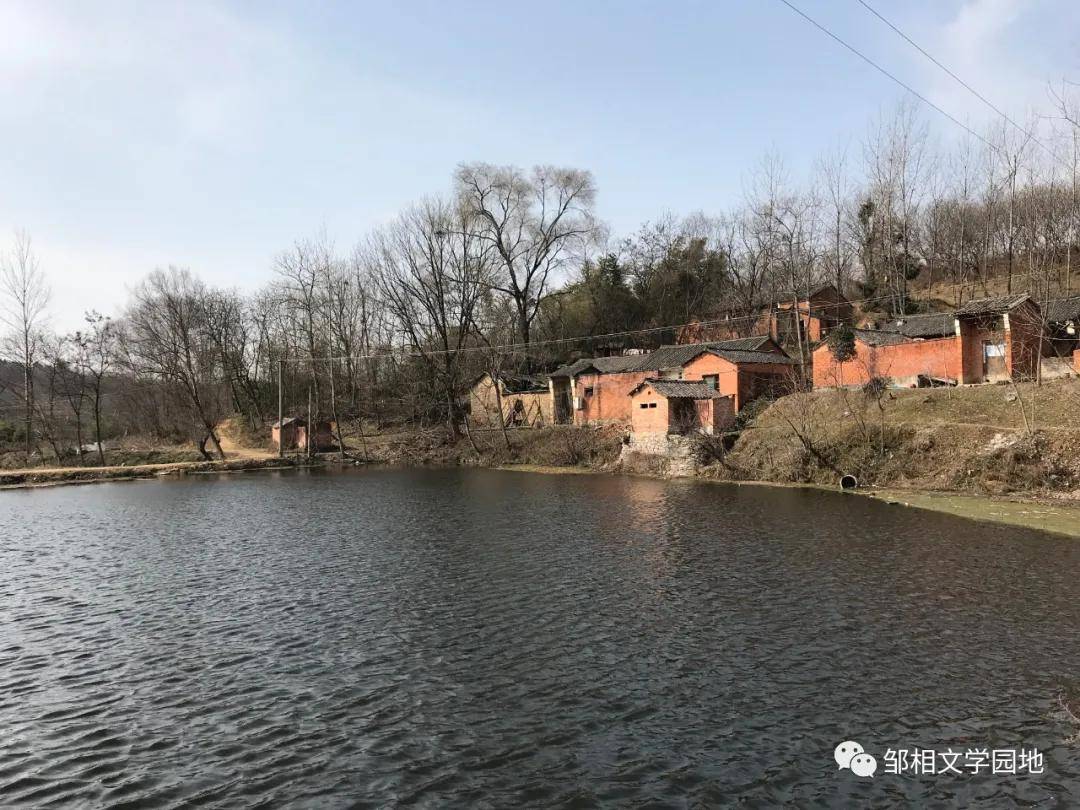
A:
[272,417,335,452]
[628,379,735,437]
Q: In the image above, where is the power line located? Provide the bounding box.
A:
[855,0,1071,170]
[280,268,1074,364]
[774,0,998,154]
[279,292,891,364]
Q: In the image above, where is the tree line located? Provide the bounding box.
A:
[4,94,1080,465]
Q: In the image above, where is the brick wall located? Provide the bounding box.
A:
[813,335,962,389]
[958,322,984,384]
[574,370,653,425]
[682,353,795,410]
[1006,301,1042,380]
[680,353,739,404]
[713,397,736,430]
[629,386,735,436]
[629,385,671,434]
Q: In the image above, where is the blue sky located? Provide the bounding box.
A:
[2,0,1079,329]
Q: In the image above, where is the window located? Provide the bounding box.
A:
[648,402,657,409]
[639,403,648,409]
[584,386,594,397]
[702,374,719,390]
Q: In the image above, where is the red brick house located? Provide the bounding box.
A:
[549,336,795,425]
[812,294,1043,389]
[677,284,853,347]
[771,283,854,345]
[812,328,960,389]
[548,354,654,426]
[629,379,735,437]
[679,341,799,412]
[955,294,1041,384]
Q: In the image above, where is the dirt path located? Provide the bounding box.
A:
[216,433,275,460]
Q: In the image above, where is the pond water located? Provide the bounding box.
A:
[2,468,1079,806]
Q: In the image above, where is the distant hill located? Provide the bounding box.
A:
[0,359,22,411]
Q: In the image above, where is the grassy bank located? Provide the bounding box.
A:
[863,488,1080,539]
[715,378,1080,493]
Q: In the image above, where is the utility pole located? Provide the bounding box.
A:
[277,358,285,458]
[306,385,312,459]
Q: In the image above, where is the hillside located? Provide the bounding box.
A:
[718,378,1080,496]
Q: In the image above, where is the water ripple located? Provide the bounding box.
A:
[2,468,1080,806]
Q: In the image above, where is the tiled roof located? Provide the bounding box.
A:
[551,336,782,378]
[852,328,912,347]
[552,336,791,380]
[955,294,1033,316]
[635,343,727,370]
[709,348,799,365]
[640,379,727,399]
[711,334,775,351]
[881,313,956,338]
[1041,295,1080,323]
[550,355,644,377]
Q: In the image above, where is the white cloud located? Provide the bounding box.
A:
[921,0,1061,127]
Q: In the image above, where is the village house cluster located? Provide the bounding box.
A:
[468,285,1080,451]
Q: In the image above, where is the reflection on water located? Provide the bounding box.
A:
[2,467,1079,806]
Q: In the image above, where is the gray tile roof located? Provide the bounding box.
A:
[640,337,783,369]
[707,348,798,364]
[639,379,728,399]
[852,328,912,347]
[549,354,644,377]
[881,313,956,338]
[711,334,775,351]
[955,293,1033,316]
[1041,295,1080,323]
[635,343,728,370]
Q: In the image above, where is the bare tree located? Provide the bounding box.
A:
[817,143,857,296]
[992,119,1035,294]
[275,235,333,425]
[123,268,226,459]
[367,197,492,437]
[862,101,933,316]
[77,311,117,465]
[455,163,597,351]
[0,231,51,460]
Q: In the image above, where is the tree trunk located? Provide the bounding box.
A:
[491,374,512,452]
[23,358,33,461]
[93,393,106,466]
[328,359,346,461]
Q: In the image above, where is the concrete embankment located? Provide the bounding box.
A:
[0,457,317,489]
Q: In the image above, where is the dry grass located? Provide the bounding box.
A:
[720,378,1080,495]
[342,423,627,470]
